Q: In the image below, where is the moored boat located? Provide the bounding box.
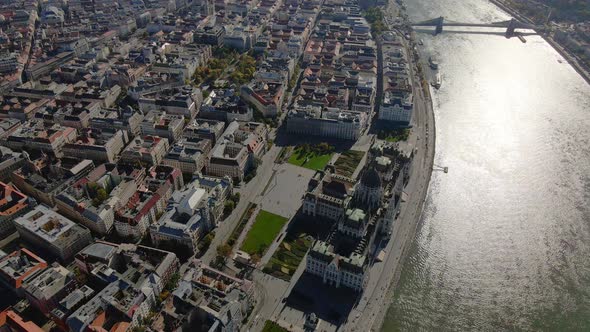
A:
[431,73,442,89]
[428,56,439,70]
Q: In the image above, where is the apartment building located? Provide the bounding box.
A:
[286,105,367,141]
[66,279,151,332]
[157,259,254,331]
[11,157,94,207]
[0,95,50,121]
[183,118,225,146]
[0,182,32,236]
[33,100,101,129]
[14,205,92,261]
[0,248,47,294]
[62,128,129,163]
[379,91,413,125]
[138,85,203,119]
[3,120,77,158]
[240,80,285,117]
[24,263,77,315]
[119,136,170,167]
[163,138,209,174]
[55,164,139,235]
[207,121,267,181]
[89,107,145,137]
[150,186,211,254]
[140,110,185,142]
[199,88,253,122]
[74,241,178,294]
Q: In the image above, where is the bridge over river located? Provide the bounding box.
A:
[411,17,544,37]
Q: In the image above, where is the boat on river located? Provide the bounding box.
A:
[432,73,442,89]
[428,56,439,70]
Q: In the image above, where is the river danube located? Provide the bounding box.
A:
[382,0,590,330]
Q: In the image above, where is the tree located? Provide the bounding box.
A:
[288,64,301,91]
[253,157,262,168]
[214,255,226,268]
[155,211,164,221]
[364,7,386,35]
[204,233,214,245]
[97,188,108,200]
[244,170,256,183]
[92,188,108,207]
[73,266,87,285]
[87,182,99,192]
[217,244,232,258]
[198,232,215,253]
[158,291,169,303]
[302,143,311,153]
[224,200,235,215]
[164,273,180,291]
[317,142,331,154]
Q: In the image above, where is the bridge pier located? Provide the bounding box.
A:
[435,16,444,35]
[505,18,516,38]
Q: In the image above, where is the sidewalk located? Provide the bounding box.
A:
[201,144,283,264]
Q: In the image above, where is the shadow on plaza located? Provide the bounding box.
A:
[282,273,359,327]
[278,214,361,326]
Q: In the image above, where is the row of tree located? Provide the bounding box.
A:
[364,7,386,35]
[229,53,257,84]
[223,192,241,216]
[193,48,259,86]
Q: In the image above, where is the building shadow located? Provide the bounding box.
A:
[273,123,356,152]
[285,211,334,240]
[282,273,359,327]
[272,212,360,326]
[369,120,411,135]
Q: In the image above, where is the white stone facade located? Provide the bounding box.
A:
[302,194,347,221]
[305,242,366,292]
[379,103,412,124]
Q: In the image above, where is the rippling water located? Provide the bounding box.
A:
[382,0,590,330]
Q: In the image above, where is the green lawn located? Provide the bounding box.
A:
[334,150,365,178]
[262,320,289,332]
[264,234,313,281]
[241,210,288,255]
[287,147,332,171]
[378,128,410,143]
